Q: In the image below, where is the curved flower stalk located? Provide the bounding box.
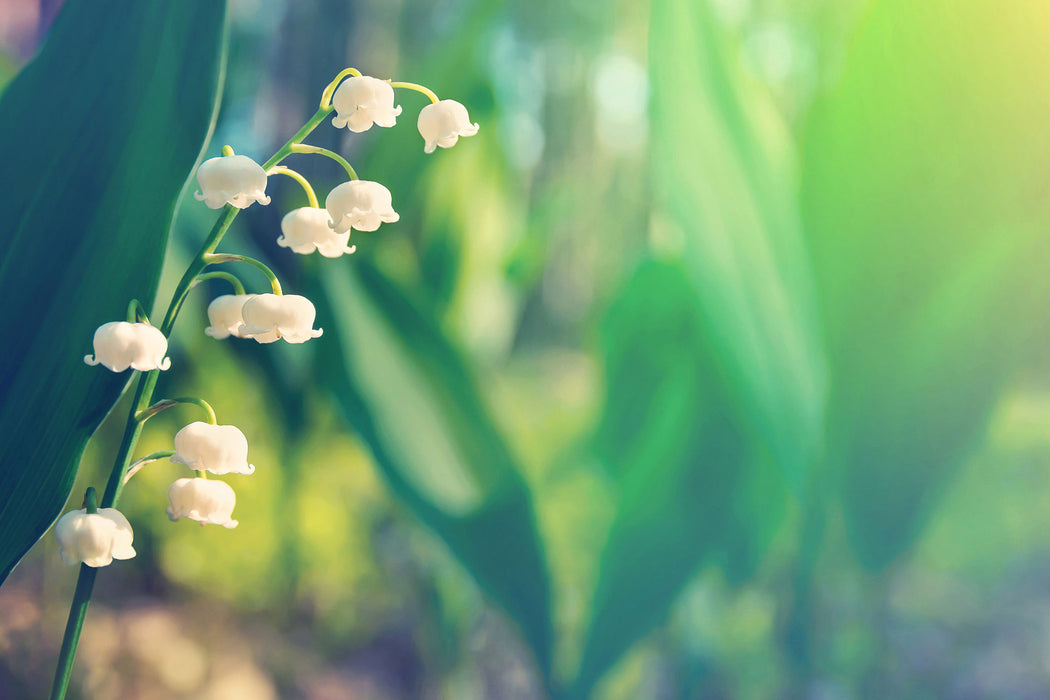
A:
[331,75,402,132]
[239,293,323,343]
[194,153,271,209]
[54,507,135,568]
[84,321,171,372]
[417,99,479,154]
[325,180,399,233]
[171,421,255,475]
[204,294,256,339]
[278,207,356,257]
[167,478,239,528]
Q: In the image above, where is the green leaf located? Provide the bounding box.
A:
[802,0,1050,569]
[572,258,756,695]
[313,260,552,675]
[0,0,227,583]
[648,0,826,493]
[570,0,817,688]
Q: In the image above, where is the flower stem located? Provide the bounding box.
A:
[50,91,337,700]
[136,397,218,425]
[390,81,440,104]
[194,271,246,296]
[288,143,358,180]
[123,451,176,485]
[205,254,283,295]
[319,67,362,109]
[125,299,150,324]
[49,565,98,700]
[266,165,320,208]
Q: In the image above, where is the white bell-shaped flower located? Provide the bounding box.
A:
[204,294,256,339]
[171,421,255,475]
[194,154,271,209]
[325,180,399,234]
[84,321,171,372]
[238,293,323,344]
[417,99,479,154]
[54,508,136,567]
[167,478,239,528]
[278,207,357,258]
[331,76,403,133]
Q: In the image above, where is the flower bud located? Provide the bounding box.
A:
[194,154,271,209]
[167,478,239,528]
[84,321,171,372]
[417,99,479,154]
[325,180,399,234]
[171,421,255,475]
[278,207,356,258]
[239,293,324,344]
[204,294,256,339]
[331,76,402,133]
[54,508,136,567]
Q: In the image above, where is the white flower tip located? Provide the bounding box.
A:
[84,354,98,366]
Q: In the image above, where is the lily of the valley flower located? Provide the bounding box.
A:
[331,76,402,133]
[84,321,171,372]
[417,99,479,154]
[239,293,323,343]
[54,508,136,567]
[278,207,357,258]
[167,478,239,528]
[194,154,271,209]
[204,294,256,339]
[171,421,255,475]
[325,180,399,234]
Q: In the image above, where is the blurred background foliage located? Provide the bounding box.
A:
[3,0,1050,697]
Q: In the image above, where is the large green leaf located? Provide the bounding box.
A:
[571,258,759,695]
[802,0,1050,569]
[313,260,552,675]
[569,0,817,690]
[649,0,825,493]
[0,0,227,583]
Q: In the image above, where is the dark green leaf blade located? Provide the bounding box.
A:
[802,0,1050,569]
[313,261,552,675]
[0,0,227,583]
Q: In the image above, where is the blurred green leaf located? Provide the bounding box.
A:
[573,258,755,695]
[571,0,817,689]
[802,0,1050,569]
[649,0,826,494]
[313,260,552,675]
[0,0,227,584]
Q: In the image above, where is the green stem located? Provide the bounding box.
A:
[267,165,320,208]
[390,81,440,104]
[125,299,150,324]
[288,143,359,180]
[194,271,246,296]
[319,67,362,109]
[49,566,98,700]
[136,397,217,425]
[122,450,176,486]
[49,101,336,700]
[205,254,283,295]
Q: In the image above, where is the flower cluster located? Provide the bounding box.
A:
[61,68,477,568]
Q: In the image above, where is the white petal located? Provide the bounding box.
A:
[171,422,255,475]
